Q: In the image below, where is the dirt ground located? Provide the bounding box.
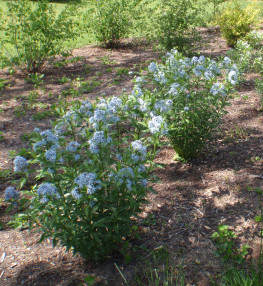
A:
[0,29,263,285]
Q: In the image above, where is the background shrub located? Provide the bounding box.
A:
[88,0,143,48]
[1,0,81,73]
[217,0,261,47]
[152,0,201,54]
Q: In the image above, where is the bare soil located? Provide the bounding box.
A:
[0,30,263,286]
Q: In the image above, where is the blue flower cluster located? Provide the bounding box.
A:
[5,187,20,201]
[148,116,167,135]
[37,183,58,204]
[74,172,101,195]
[14,156,28,172]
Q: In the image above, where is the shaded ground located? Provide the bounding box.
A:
[0,30,263,285]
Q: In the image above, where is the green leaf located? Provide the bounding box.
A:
[83,275,96,285]
[19,177,27,189]
[38,233,46,244]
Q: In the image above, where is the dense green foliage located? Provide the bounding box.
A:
[87,0,143,48]
[152,0,201,53]
[217,0,261,47]
[0,0,80,72]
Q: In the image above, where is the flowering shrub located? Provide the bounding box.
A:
[131,50,238,160]
[5,96,163,260]
[227,31,263,74]
[227,40,255,73]
[244,30,263,50]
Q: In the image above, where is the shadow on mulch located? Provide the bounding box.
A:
[10,261,82,286]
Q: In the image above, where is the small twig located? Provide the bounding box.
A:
[193,207,204,217]
[249,174,263,180]
[114,263,129,286]
[0,253,5,263]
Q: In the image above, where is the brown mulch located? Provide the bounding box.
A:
[0,30,263,285]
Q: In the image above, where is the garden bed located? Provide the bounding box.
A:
[0,29,263,285]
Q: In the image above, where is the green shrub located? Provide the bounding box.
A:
[217,0,261,47]
[1,0,81,73]
[152,0,201,54]
[210,0,227,16]
[88,0,143,48]
[211,225,250,264]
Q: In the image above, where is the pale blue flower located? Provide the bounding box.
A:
[184,106,190,112]
[136,77,144,84]
[88,131,112,154]
[193,65,204,76]
[138,98,148,112]
[154,100,170,113]
[75,172,96,188]
[132,85,143,97]
[148,116,167,135]
[37,183,58,203]
[40,197,49,204]
[204,70,213,80]
[71,188,82,200]
[191,56,198,64]
[116,153,123,161]
[198,55,205,64]
[74,154,81,161]
[79,100,93,115]
[141,179,148,188]
[97,98,107,109]
[40,129,59,144]
[126,179,133,190]
[89,109,106,124]
[223,57,231,67]
[154,71,167,84]
[138,165,146,173]
[108,97,122,113]
[74,172,101,195]
[118,167,134,178]
[5,187,19,201]
[109,115,120,123]
[178,68,186,78]
[45,149,56,162]
[208,63,221,75]
[169,83,180,96]
[210,83,226,96]
[63,111,78,122]
[131,140,147,157]
[148,62,158,73]
[131,154,140,162]
[14,156,28,172]
[66,141,80,152]
[228,70,238,85]
[166,99,173,107]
